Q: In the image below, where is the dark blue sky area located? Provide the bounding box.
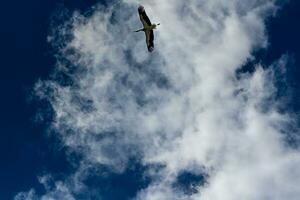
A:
[0,0,299,199]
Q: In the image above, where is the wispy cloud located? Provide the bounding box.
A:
[16,0,300,199]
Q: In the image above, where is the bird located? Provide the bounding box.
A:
[134,6,160,52]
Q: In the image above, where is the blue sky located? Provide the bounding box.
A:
[0,0,300,199]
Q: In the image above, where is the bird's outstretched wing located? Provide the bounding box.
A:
[138,6,152,27]
[145,30,154,52]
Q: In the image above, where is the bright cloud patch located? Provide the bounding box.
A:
[15,0,300,200]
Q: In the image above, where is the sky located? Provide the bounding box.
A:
[0,0,300,199]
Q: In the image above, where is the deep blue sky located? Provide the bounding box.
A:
[0,0,299,199]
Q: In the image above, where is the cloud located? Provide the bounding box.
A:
[16,0,300,199]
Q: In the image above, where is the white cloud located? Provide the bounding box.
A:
[16,0,300,199]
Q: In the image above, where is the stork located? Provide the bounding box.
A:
[135,6,160,52]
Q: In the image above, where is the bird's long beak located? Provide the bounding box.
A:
[134,28,144,32]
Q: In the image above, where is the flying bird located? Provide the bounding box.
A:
[135,6,160,52]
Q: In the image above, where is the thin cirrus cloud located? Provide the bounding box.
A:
[15,0,300,199]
